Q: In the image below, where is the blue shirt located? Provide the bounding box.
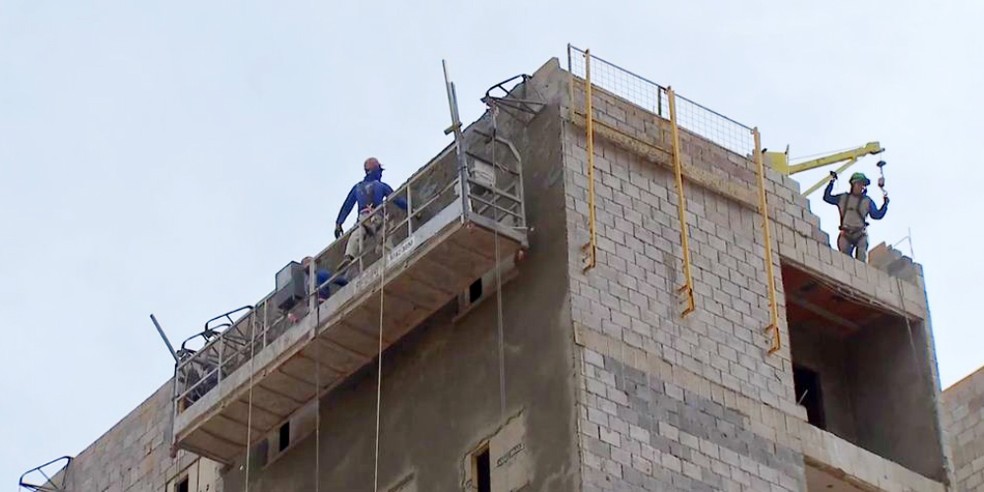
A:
[313,268,348,300]
[336,172,408,226]
[823,181,888,220]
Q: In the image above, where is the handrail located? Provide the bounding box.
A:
[19,456,71,491]
[667,87,696,317]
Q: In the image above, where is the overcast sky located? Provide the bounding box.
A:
[2,0,982,484]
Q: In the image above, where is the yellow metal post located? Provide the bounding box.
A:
[753,128,781,354]
[581,49,597,272]
[666,87,696,317]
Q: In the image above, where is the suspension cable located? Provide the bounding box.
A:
[244,305,260,491]
[373,208,387,492]
[315,316,321,492]
[491,103,507,420]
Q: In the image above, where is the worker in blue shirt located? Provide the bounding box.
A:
[335,158,407,264]
[288,256,348,323]
[823,172,889,262]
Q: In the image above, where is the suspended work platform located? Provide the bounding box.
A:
[171,117,528,464]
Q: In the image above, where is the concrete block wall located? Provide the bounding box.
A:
[562,69,948,491]
[54,382,215,492]
[943,366,984,491]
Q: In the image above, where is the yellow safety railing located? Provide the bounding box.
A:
[666,87,696,317]
[580,49,597,272]
[754,128,781,354]
[568,45,783,352]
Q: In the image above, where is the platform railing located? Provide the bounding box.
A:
[172,126,526,414]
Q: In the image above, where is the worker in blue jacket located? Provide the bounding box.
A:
[823,172,889,262]
[335,158,407,264]
[288,256,348,323]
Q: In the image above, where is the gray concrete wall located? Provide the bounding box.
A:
[852,317,945,480]
[943,365,984,491]
[788,323,858,442]
[220,63,581,492]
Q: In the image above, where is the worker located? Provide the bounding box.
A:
[335,158,407,265]
[287,256,348,323]
[823,172,889,262]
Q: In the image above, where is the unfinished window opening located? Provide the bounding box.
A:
[793,364,825,430]
[474,445,491,492]
[278,421,291,452]
[781,262,944,481]
[469,278,483,303]
[177,477,190,492]
[456,257,519,320]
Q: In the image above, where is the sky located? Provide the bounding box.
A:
[2,0,982,485]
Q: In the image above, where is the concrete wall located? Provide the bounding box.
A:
[852,317,945,480]
[220,62,581,491]
[788,323,858,442]
[943,365,984,491]
[562,58,949,491]
[51,382,221,492]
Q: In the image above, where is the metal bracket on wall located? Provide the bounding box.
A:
[753,128,781,354]
[666,87,696,317]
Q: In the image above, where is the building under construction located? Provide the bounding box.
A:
[20,48,955,492]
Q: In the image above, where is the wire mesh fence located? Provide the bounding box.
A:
[568,45,755,156]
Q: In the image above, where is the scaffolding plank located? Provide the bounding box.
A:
[220,398,283,430]
[261,369,317,403]
[247,384,303,417]
[278,354,342,391]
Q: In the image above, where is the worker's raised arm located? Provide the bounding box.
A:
[822,180,839,205]
[336,186,358,226]
[869,196,889,220]
[382,183,408,210]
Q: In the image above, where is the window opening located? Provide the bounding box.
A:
[475,446,491,492]
[278,421,291,452]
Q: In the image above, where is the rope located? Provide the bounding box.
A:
[491,103,507,420]
[244,306,260,491]
[312,284,322,492]
[372,209,387,492]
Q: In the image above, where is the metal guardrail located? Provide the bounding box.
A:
[172,120,527,415]
[567,45,755,157]
[566,45,781,354]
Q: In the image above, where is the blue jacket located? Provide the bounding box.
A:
[336,170,408,226]
[823,181,889,221]
[313,268,348,300]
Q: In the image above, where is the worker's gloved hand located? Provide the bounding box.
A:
[878,177,885,188]
[334,224,344,239]
[883,194,890,204]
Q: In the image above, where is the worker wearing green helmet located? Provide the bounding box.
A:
[823,171,889,262]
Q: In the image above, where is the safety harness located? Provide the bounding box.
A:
[355,181,384,237]
[837,193,869,241]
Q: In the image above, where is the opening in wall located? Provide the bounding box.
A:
[781,261,944,481]
[456,256,519,319]
[177,478,189,492]
[793,364,825,430]
[278,421,291,452]
[474,445,491,492]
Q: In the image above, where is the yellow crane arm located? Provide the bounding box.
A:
[765,141,885,196]
[786,141,884,175]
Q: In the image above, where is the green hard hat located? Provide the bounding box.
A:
[849,172,870,185]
